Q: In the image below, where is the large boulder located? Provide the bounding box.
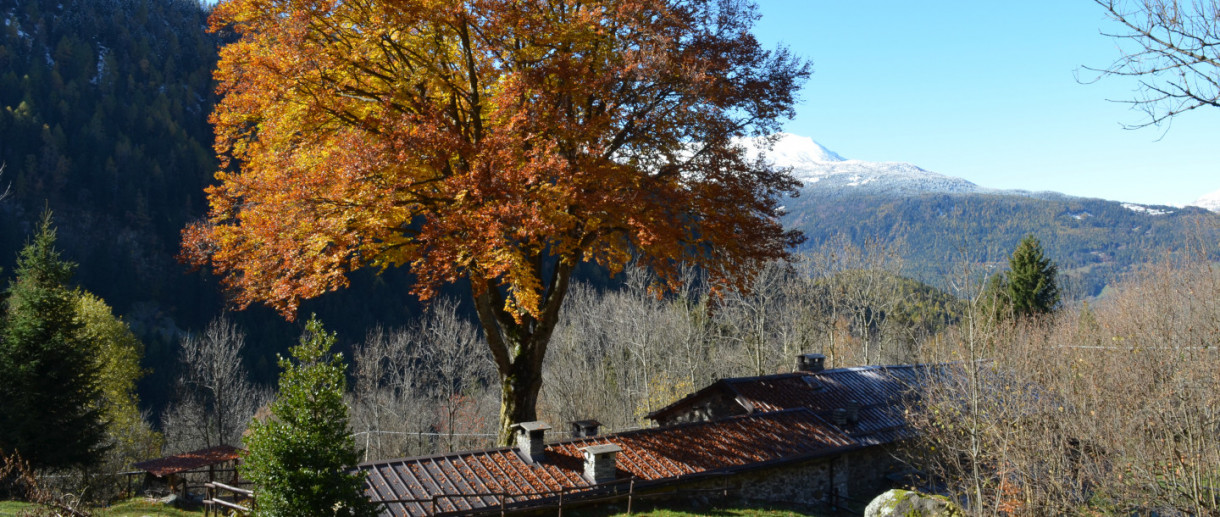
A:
[864,489,964,517]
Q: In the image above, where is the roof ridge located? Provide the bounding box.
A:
[719,362,933,384]
[357,408,827,468]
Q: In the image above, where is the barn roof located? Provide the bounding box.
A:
[359,408,856,516]
[647,364,931,445]
[132,444,244,477]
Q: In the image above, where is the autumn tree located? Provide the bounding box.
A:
[185,0,809,443]
[75,292,162,487]
[1088,0,1220,126]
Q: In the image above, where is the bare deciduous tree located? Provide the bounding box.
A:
[1086,0,1220,127]
[0,163,10,202]
[349,326,433,461]
[348,299,496,460]
[908,256,1220,515]
[715,259,813,376]
[162,317,265,452]
[415,298,495,453]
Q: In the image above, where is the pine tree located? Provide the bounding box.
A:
[1006,234,1060,317]
[0,213,108,469]
[241,316,377,517]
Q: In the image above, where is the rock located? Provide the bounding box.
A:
[864,489,964,517]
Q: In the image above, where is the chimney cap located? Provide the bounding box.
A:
[570,419,603,437]
[580,444,623,457]
[512,421,553,433]
[570,419,601,428]
[797,353,826,373]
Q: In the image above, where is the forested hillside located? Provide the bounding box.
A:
[0,0,215,308]
[0,0,438,408]
[785,190,1220,296]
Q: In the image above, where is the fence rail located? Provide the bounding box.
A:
[203,481,253,516]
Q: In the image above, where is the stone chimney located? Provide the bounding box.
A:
[846,399,861,425]
[512,421,551,464]
[796,353,826,373]
[570,420,601,438]
[580,444,622,484]
[831,407,848,426]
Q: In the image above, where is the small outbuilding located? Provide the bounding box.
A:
[132,444,244,499]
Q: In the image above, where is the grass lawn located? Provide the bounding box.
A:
[0,498,202,516]
[564,497,844,517]
[606,509,824,516]
[4,496,849,516]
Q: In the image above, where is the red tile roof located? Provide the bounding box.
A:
[359,409,856,516]
[132,445,244,477]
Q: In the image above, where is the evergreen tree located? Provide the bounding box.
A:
[0,213,108,469]
[1006,234,1059,317]
[979,270,1012,323]
[241,316,376,517]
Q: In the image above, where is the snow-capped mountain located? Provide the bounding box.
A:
[1190,188,1220,212]
[747,133,983,196]
[747,134,1181,215]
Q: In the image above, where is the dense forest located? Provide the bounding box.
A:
[0,0,454,409]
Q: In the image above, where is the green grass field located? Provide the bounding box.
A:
[0,498,202,516]
[2,497,838,516]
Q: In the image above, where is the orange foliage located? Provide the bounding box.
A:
[184,0,808,322]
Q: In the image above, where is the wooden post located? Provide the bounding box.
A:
[627,479,634,514]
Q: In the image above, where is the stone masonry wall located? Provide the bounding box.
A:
[676,444,906,508]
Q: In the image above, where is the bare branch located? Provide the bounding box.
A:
[1085,0,1220,127]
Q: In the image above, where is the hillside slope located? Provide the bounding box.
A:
[763,135,1220,296]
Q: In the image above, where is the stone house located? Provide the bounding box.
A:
[358,354,932,516]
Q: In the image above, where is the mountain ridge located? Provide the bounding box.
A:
[752,133,1205,214]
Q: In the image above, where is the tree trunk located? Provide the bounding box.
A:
[496,350,545,446]
[470,260,574,446]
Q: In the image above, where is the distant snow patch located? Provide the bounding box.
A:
[92,45,108,85]
[1122,203,1173,216]
[1069,211,1092,220]
[1189,188,1220,212]
[845,174,876,187]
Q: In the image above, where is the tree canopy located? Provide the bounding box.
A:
[185,0,809,442]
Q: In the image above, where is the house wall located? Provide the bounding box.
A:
[702,444,904,508]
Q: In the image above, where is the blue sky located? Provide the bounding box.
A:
[751,0,1220,206]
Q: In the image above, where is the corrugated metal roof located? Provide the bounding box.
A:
[132,445,243,477]
[358,409,857,516]
[648,364,932,445]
